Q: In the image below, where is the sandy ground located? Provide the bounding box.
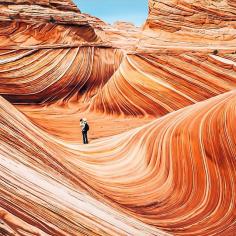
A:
[17,104,155,144]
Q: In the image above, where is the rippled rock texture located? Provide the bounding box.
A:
[141,0,236,51]
[0,0,236,235]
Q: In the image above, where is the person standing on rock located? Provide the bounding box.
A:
[80,118,89,144]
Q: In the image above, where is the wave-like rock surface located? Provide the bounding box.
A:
[0,1,141,49]
[0,0,236,235]
[140,0,236,51]
[1,90,236,235]
[89,52,236,116]
[0,2,103,48]
[0,22,102,48]
[0,47,123,103]
[0,96,170,236]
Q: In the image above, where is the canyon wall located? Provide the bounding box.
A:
[0,0,236,235]
[140,0,236,51]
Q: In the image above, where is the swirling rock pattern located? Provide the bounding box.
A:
[140,0,236,52]
[0,2,102,48]
[0,0,236,235]
[0,47,123,103]
[0,22,102,48]
[89,52,236,117]
[0,96,170,236]
[1,86,236,236]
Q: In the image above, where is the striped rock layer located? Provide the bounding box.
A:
[0,0,236,235]
[140,0,236,51]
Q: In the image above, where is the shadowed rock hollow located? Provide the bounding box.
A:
[0,0,236,235]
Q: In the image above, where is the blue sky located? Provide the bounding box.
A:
[74,0,148,26]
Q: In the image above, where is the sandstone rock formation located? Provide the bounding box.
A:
[89,52,236,116]
[140,0,236,51]
[0,0,236,235]
[0,0,79,12]
[0,1,102,48]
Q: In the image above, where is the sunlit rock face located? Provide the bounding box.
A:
[0,1,103,48]
[147,0,236,37]
[89,52,236,116]
[0,0,78,10]
[103,21,142,49]
[0,48,123,103]
[0,0,236,235]
[141,0,236,51]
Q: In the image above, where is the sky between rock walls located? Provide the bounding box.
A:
[74,0,148,26]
